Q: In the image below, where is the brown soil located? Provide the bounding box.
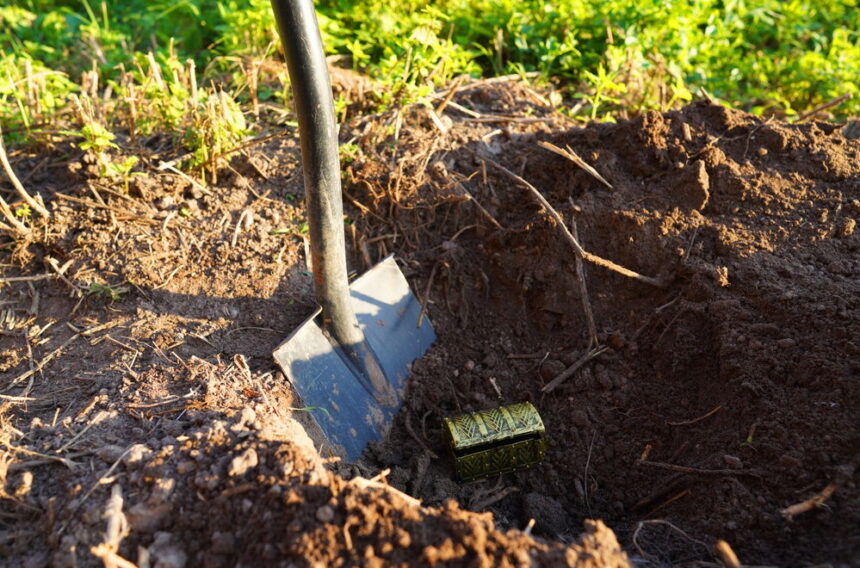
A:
[1,78,858,567]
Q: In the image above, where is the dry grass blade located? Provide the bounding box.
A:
[0,394,36,403]
[0,198,29,234]
[538,141,613,189]
[0,273,55,284]
[632,519,710,560]
[0,124,50,219]
[435,76,464,115]
[6,333,80,390]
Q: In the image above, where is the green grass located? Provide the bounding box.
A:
[1,0,858,158]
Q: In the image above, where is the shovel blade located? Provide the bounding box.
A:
[273,256,435,460]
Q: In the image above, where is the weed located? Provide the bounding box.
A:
[286,405,331,417]
[104,156,140,192]
[339,142,360,164]
[86,282,130,301]
[13,204,31,219]
[0,0,856,182]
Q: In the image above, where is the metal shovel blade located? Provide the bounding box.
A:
[273,256,435,460]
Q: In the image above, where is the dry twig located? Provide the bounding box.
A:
[714,539,741,568]
[455,183,503,230]
[780,481,839,519]
[435,76,465,115]
[666,405,723,426]
[59,446,133,536]
[471,486,519,510]
[538,141,613,189]
[637,458,761,478]
[404,411,438,459]
[781,455,858,520]
[571,217,599,348]
[0,197,29,234]
[794,93,852,123]
[90,484,134,568]
[349,468,423,508]
[541,345,608,393]
[483,157,667,288]
[417,261,441,328]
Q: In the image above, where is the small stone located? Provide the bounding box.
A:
[14,471,33,497]
[560,351,580,366]
[21,550,49,568]
[837,217,856,237]
[262,544,277,560]
[127,502,171,533]
[756,147,768,157]
[52,535,79,568]
[481,352,499,369]
[464,360,476,372]
[278,457,294,478]
[607,332,625,350]
[154,195,176,210]
[148,532,187,568]
[231,407,257,432]
[241,499,253,513]
[151,478,176,503]
[123,444,153,469]
[595,367,613,390]
[210,531,236,554]
[676,160,710,211]
[193,471,220,491]
[315,505,335,523]
[723,455,742,468]
[539,360,566,381]
[96,445,127,464]
[570,410,590,428]
[522,493,568,536]
[227,448,258,477]
[176,460,196,475]
[779,454,803,469]
[777,338,796,349]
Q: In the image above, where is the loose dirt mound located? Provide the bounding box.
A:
[1,78,858,566]
[347,88,859,565]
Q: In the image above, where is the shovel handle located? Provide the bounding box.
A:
[271,0,394,405]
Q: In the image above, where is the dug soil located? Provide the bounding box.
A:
[1,77,858,567]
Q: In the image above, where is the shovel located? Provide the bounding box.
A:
[270,0,435,460]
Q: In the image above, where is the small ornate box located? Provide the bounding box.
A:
[442,402,547,481]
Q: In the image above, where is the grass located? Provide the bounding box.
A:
[0,0,858,218]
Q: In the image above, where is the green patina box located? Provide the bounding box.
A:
[442,402,547,481]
